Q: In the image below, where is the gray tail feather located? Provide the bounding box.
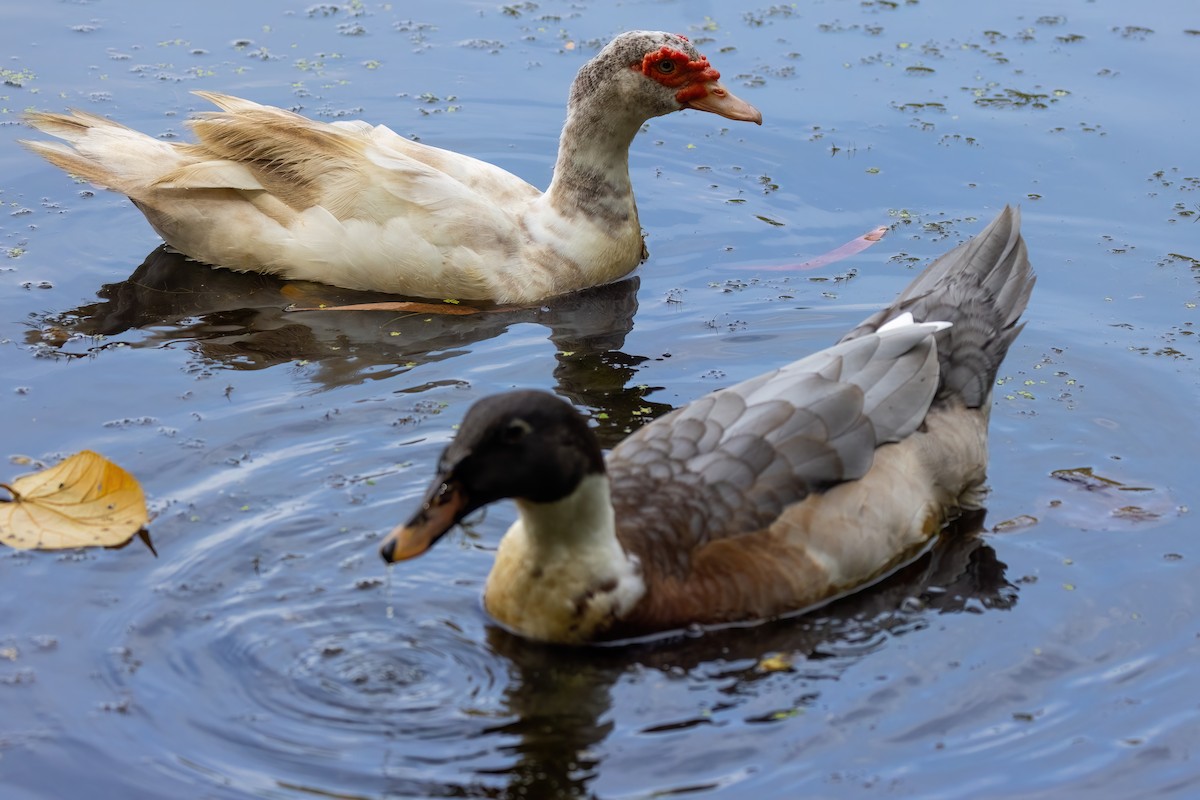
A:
[841,205,1036,408]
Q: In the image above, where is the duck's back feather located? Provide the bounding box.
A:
[178,92,542,218]
[606,320,944,572]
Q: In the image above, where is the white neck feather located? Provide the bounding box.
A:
[544,114,637,220]
[483,474,645,643]
[516,473,618,549]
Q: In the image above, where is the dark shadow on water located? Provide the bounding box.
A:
[473,511,1016,800]
[31,246,672,446]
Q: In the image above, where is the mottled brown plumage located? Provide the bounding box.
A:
[21,32,760,303]
[380,206,1035,644]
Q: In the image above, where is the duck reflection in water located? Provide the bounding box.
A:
[30,245,670,445]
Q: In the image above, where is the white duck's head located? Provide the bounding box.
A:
[568,31,762,128]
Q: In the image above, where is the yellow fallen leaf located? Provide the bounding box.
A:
[0,451,148,550]
[757,653,794,673]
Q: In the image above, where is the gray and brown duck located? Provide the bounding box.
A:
[382,206,1035,644]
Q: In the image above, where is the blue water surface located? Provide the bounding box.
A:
[0,1,1197,797]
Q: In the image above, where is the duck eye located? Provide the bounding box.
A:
[501,418,532,444]
[657,60,676,74]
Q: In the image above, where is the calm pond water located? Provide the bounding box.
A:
[2,0,1198,797]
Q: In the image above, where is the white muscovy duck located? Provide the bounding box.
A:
[380,206,1035,644]
[22,31,761,304]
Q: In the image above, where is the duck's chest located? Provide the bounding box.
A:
[482,522,645,644]
[516,197,645,297]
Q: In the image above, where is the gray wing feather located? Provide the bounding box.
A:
[608,321,943,557]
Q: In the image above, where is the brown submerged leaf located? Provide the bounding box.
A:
[1039,466,1178,531]
[286,300,485,315]
[1050,466,1128,490]
[0,451,148,550]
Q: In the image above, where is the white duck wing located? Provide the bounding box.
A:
[359,120,543,205]
[105,93,545,296]
[196,90,542,199]
[170,91,540,218]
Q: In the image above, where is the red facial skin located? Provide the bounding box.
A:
[638,46,722,104]
[627,40,762,125]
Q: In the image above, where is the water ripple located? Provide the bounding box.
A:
[85,496,507,794]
